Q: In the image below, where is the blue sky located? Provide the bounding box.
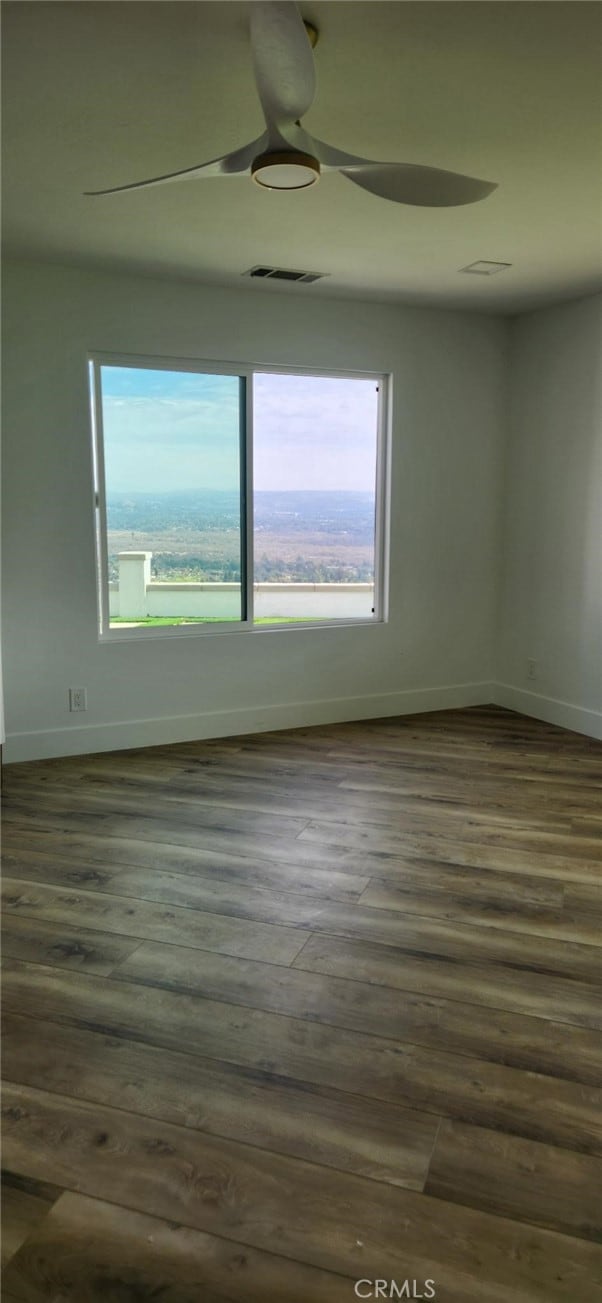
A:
[100,365,379,493]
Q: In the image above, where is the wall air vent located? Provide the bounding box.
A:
[244,266,327,284]
[460,260,512,276]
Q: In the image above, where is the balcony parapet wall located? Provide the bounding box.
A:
[110,553,374,620]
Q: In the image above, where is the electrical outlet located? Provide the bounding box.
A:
[527,659,538,681]
[69,687,87,712]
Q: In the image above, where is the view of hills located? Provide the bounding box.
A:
[107,490,376,584]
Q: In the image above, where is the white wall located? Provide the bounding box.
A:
[2,259,506,760]
[497,294,602,738]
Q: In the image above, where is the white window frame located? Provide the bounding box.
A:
[89,350,391,642]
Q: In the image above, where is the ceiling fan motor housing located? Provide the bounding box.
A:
[251,150,321,190]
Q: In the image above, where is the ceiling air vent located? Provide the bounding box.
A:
[244,265,327,284]
[460,260,512,276]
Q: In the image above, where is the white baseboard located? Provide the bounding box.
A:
[493,683,602,741]
[4,680,496,763]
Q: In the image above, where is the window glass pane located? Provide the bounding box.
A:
[98,366,243,629]
[252,373,379,624]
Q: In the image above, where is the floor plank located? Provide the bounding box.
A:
[426,1118,602,1241]
[5,866,601,984]
[3,1083,600,1302]
[4,961,601,1154]
[0,822,384,890]
[1,1172,60,1270]
[292,932,602,1029]
[5,849,602,964]
[359,869,602,947]
[299,814,602,863]
[2,1191,357,1303]
[3,788,310,842]
[1,878,307,966]
[1,914,141,976]
[9,763,598,828]
[5,930,602,1088]
[2,1013,439,1192]
[0,842,370,903]
[4,809,600,886]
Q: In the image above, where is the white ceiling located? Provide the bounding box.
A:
[2,1,602,313]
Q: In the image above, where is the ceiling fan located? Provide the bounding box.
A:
[86,2,496,207]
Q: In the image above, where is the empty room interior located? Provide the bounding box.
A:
[1,2,602,1300]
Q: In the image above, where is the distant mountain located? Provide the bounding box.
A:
[254,491,375,540]
[107,490,240,533]
[108,489,374,535]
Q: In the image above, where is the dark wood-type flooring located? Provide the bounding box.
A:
[1,704,601,1301]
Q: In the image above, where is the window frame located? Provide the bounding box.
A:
[89,350,391,642]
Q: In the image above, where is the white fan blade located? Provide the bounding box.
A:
[85,134,267,195]
[311,136,496,206]
[310,137,378,171]
[250,2,316,129]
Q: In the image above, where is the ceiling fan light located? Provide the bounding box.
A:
[251,151,320,190]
